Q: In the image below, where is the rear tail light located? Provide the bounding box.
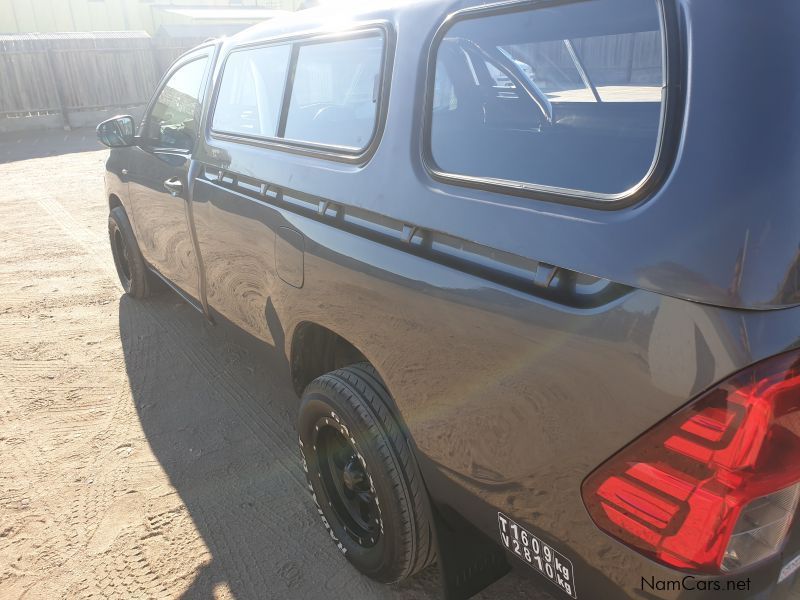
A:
[582,349,800,573]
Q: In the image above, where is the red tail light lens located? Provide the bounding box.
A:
[582,349,800,573]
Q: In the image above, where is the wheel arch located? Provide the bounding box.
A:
[289,320,368,397]
[287,320,424,478]
[109,193,124,213]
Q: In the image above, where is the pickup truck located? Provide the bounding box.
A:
[97,0,800,598]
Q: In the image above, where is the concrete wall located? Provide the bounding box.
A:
[0,106,146,134]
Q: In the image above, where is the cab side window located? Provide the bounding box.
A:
[284,35,384,150]
[210,31,386,155]
[145,56,209,151]
[212,45,291,138]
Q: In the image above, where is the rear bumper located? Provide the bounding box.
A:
[423,454,800,599]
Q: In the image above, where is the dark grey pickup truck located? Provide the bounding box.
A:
[97,0,800,598]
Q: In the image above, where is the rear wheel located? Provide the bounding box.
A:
[298,363,436,583]
[108,206,154,299]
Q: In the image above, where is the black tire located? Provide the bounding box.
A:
[108,206,153,299]
[298,362,436,583]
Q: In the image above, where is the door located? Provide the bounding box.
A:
[192,33,386,342]
[127,51,211,302]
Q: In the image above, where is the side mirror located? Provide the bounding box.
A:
[97,115,137,148]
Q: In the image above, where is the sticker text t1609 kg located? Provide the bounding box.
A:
[498,513,577,598]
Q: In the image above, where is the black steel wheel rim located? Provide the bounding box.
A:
[315,419,381,548]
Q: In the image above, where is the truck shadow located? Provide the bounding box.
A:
[117,292,448,600]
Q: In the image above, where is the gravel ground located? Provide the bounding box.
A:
[0,129,550,600]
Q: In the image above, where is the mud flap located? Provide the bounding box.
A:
[432,504,511,600]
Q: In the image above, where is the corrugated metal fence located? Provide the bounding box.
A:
[0,32,204,132]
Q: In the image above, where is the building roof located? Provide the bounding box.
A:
[160,8,291,21]
[0,30,150,42]
[155,23,250,39]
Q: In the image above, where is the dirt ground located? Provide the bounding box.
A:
[0,128,548,600]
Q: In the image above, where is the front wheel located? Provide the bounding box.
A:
[298,363,436,583]
[108,206,154,299]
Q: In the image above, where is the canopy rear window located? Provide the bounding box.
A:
[427,0,667,199]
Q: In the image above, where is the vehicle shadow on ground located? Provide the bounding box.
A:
[118,292,447,599]
[0,127,104,163]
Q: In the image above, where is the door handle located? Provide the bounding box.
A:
[163,178,183,197]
